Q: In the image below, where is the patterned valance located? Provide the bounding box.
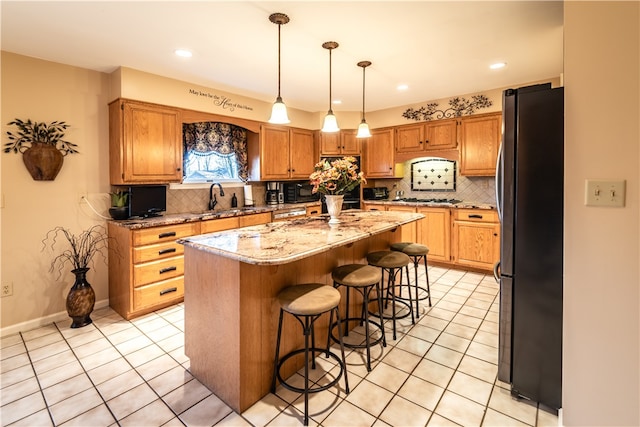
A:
[183,122,248,181]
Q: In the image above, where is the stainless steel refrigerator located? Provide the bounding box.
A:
[495,83,563,411]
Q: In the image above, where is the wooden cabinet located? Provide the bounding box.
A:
[108,222,199,320]
[109,211,273,319]
[395,118,458,153]
[363,128,395,178]
[416,207,451,263]
[386,205,417,242]
[451,209,500,270]
[459,112,501,176]
[319,130,360,155]
[362,202,384,211]
[109,99,183,184]
[306,205,322,217]
[259,125,317,180]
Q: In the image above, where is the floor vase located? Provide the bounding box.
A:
[67,267,96,328]
[325,195,344,225]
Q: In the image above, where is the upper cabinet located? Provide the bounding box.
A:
[363,128,395,178]
[319,130,360,156]
[395,118,458,153]
[256,124,317,181]
[109,99,183,185]
[459,112,501,176]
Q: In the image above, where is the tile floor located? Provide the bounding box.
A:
[0,266,559,426]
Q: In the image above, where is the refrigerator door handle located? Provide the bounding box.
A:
[495,142,503,221]
[493,261,500,283]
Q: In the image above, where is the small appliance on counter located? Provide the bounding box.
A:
[363,187,389,200]
[128,185,166,218]
[265,182,283,205]
[283,182,321,203]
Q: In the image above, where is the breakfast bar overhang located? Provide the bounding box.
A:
[179,210,423,412]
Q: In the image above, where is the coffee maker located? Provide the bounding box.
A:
[265,182,283,205]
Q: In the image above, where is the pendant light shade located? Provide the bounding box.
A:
[356,60,372,138]
[321,41,340,133]
[268,13,290,124]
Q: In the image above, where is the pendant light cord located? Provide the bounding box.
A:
[328,47,333,114]
[277,23,282,99]
[361,65,366,120]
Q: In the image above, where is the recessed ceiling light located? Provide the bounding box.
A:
[332,99,342,105]
[490,62,506,69]
[397,84,409,91]
[175,49,193,58]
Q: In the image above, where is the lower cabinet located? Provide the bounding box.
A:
[109,212,273,319]
[416,207,451,263]
[451,209,500,270]
[361,203,499,272]
[109,222,199,320]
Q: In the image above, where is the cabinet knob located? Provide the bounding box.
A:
[176,167,181,171]
[419,141,423,144]
[425,139,429,144]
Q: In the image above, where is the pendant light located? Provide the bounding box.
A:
[356,60,372,138]
[321,41,340,133]
[268,13,290,124]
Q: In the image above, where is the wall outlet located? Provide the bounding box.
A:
[77,192,88,204]
[1,282,13,297]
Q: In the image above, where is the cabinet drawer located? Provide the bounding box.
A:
[133,276,184,311]
[453,209,498,222]
[201,217,240,234]
[133,241,184,263]
[133,256,184,287]
[306,206,321,216]
[239,212,272,227]
[133,223,199,246]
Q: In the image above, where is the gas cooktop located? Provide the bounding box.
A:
[396,197,462,204]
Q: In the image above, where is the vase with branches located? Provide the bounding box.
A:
[42,225,109,328]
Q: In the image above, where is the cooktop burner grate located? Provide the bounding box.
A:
[398,198,462,204]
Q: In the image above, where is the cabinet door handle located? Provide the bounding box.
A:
[159,266,177,274]
[160,287,178,296]
[159,231,177,238]
[158,248,177,255]
[468,214,483,219]
[309,210,318,214]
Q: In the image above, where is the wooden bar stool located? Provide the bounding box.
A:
[391,242,432,318]
[329,264,385,371]
[366,250,413,340]
[271,283,350,426]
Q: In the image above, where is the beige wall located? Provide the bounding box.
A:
[564,2,639,425]
[1,52,112,332]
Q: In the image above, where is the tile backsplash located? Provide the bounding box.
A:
[376,159,496,206]
[166,183,266,214]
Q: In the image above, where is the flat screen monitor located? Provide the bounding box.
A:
[128,185,167,218]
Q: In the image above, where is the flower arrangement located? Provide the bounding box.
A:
[309,156,366,195]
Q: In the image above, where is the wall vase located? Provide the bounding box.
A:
[22,142,64,181]
[325,194,344,225]
[66,267,96,328]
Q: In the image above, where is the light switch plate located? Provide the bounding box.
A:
[585,179,626,207]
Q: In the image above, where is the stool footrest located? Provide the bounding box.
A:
[393,284,431,302]
[369,297,413,320]
[330,318,385,349]
[275,348,345,394]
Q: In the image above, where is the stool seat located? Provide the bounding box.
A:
[391,242,429,256]
[278,283,340,316]
[367,250,411,269]
[332,264,382,287]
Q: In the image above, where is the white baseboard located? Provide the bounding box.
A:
[0,299,110,338]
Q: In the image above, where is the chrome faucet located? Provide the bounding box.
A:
[208,183,225,210]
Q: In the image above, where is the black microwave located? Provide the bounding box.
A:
[283,183,321,203]
[128,185,167,218]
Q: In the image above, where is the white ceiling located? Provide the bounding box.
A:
[1,1,564,113]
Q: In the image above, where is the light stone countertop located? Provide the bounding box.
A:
[179,210,424,265]
[109,202,320,230]
[362,199,495,210]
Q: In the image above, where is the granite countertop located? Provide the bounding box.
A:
[363,199,495,210]
[179,210,424,265]
[110,201,321,230]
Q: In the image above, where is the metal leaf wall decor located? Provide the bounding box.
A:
[402,95,493,121]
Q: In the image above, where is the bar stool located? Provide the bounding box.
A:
[366,250,413,340]
[329,264,385,371]
[271,283,350,426]
[391,242,432,318]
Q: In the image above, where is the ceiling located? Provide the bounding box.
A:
[1,1,564,114]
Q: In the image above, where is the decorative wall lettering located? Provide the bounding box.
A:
[402,95,492,121]
[188,89,254,112]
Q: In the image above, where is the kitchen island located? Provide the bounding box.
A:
[179,210,423,412]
